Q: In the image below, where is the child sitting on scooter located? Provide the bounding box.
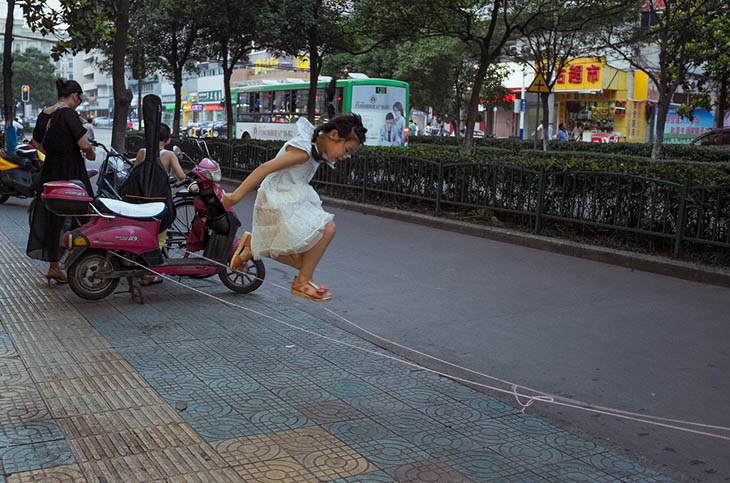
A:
[223,114,367,302]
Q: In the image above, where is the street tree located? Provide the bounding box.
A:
[5,47,57,109]
[598,0,726,159]
[378,0,558,153]
[511,1,616,150]
[50,0,133,151]
[135,0,204,137]
[200,0,261,140]
[3,0,56,140]
[258,0,391,123]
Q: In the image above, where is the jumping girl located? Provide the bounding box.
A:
[223,114,367,302]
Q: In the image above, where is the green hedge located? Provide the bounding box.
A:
[408,135,730,163]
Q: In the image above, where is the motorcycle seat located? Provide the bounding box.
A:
[1,150,32,169]
[98,198,166,219]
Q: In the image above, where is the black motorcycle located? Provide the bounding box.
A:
[0,144,43,204]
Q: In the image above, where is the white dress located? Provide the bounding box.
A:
[251,117,334,259]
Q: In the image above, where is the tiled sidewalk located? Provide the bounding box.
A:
[0,224,674,481]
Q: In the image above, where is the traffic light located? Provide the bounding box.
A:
[21,85,29,103]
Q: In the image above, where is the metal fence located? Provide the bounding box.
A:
[126,135,730,255]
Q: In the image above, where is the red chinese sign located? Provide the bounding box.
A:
[569,65,582,83]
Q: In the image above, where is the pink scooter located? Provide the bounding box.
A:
[42,156,264,302]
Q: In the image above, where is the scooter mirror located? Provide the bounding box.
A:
[172,146,182,156]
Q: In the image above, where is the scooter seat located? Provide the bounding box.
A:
[98,198,166,219]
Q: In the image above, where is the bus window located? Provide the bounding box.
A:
[272,90,287,113]
[294,89,309,116]
[261,91,273,113]
[249,92,259,112]
[238,92,249,111]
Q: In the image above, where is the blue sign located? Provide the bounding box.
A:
[520,99,527,112]
[664,106,714,144]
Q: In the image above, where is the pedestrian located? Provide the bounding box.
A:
[27,78,96,284]
[82,117,95,142]
[223,114,367,302]
[572,122,584,142]
[391,102,405,146]
[379,112,397,146]
[13,117,24,140]
[557,123,570,141]
[5,120,18,154]
[409,119,418,137]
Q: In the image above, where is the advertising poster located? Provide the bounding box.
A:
[664,106,714,144]
[351,85,407,147]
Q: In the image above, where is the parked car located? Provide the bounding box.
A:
[94,117,113,127]
[689,127,730,147]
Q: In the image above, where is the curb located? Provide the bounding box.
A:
[320,195,730,289]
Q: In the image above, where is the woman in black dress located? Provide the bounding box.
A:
[27,79,96,284]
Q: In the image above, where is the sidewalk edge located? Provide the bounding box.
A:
[320,195,730,289]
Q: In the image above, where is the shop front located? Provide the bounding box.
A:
[553,57,637,142]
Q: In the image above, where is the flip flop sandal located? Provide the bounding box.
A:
[230,231,252,271]
[291,279,332,302]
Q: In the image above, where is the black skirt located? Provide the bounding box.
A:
[26,197,68,262]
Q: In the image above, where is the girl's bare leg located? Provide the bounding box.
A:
[273,253,303,270]
[295,221,335,283]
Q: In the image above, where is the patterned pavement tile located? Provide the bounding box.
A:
[441,448,532,481]
[460,395,521,418]
[213,433,289,466]
[535,460,621,482]
[0,420,65,448]
[206,374,262,399]
[142,367,200,387]
[183,413,266,442]
[581,453,672,482]
[295,399,367,425]
[141,444,228,478]
[419,402,487,426]
[349,437,429,469]
[488,439,571,468]
[227,389,292,417]
[543,430,607,459]
[152,380,212,403]
[295,444,378,481]
[408,426,481,457]
[0,391,51,426]
[453,418,529,447]
[272,426,348,456]
[299,365,352,384]
[232,456,318,482]
[363,373,420,391]
[251,370,307,390]
[164,466,246,482]
[270,383,336,405]
[388,387,455,409]
[5,463,88,482]
[495,413,565,439]
[346,393,411,417]
[320,378,382,400]
[187,362,241,382]
[324,418,394,445]
[79,452,166,482]
[238,357,289,374]
[0,439,75,475]
[65,431,146,462]
[331,470,396,482]
[171,393,235,421]
[247,407,312,433]
[385,458,473,482]
[370,409,449,438]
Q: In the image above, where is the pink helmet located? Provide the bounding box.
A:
[193,157,221,182]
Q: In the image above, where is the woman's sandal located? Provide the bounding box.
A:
[230,231,252,270]
[291,279,332,302]
[45,270,68,285]
[140,274,163,286]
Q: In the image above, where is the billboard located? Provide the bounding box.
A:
[663,106,714,144]
[351,84,407,147]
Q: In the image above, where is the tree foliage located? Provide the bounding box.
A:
[6,47,57,108]
[598,0,727,159]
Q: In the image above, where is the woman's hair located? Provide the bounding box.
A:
[312,114,367,145]
[392,102,403,114]
[56,78,83,98]
[87,117,94,124]
[385,112,394,121]
[160,123,171,141]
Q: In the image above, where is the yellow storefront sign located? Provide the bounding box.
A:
[296,56,309,69]
[553,57,604,91]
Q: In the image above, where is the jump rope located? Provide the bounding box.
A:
[108,248,730,442]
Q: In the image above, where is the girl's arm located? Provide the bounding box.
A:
[223,146,309,207]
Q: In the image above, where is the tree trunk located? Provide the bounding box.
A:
[110,0,131,152]
[223,64,233,140]
[652,92,672,160]
[462,61,488,154]
[541,92,550,152]
[137,74,143,132]
[716,75,728,129]
[307,45,321,124]
[3,0,15,146]
[173,69,182,138]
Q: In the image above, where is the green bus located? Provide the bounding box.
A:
[232,77,409,147]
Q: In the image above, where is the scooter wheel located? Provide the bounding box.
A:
[219,258,265,293]
[68,250,120,300]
